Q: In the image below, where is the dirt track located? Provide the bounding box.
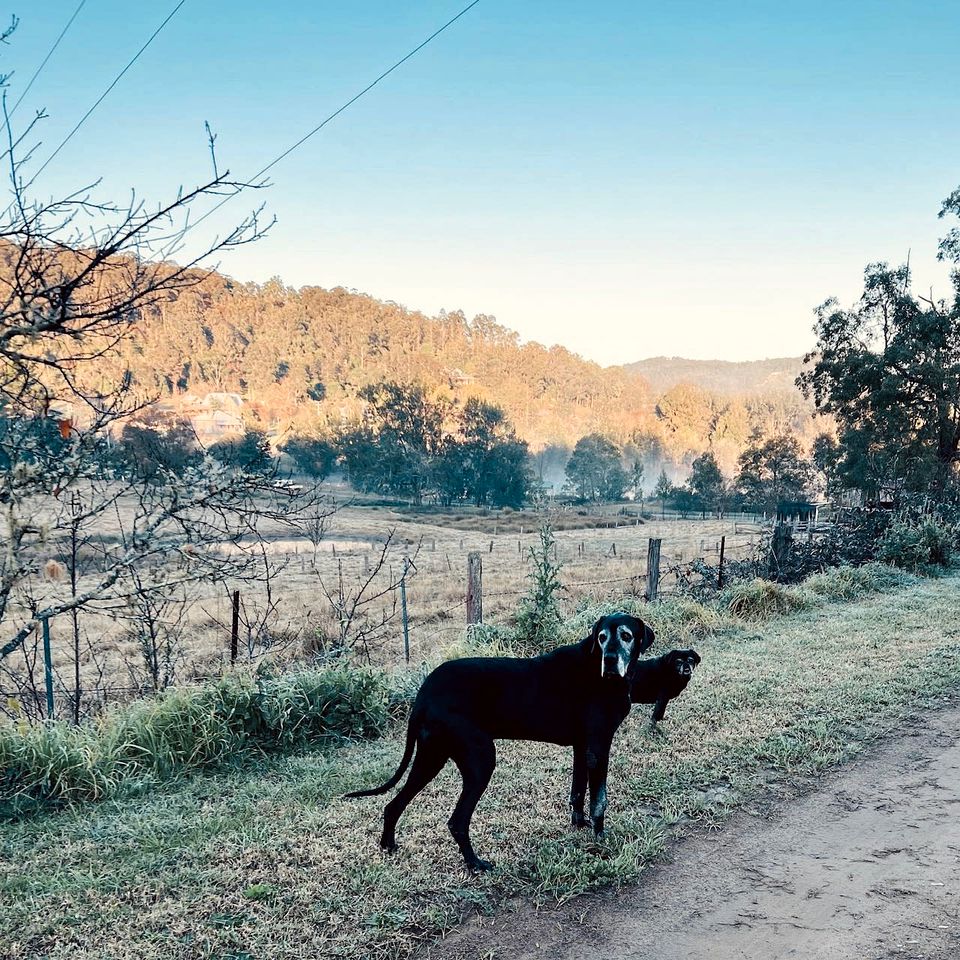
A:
[424,706,960,960]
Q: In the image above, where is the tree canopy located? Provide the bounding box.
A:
[338,382,530,507]
[799,188,960,498]
[565,434,628,503]
[687,451,726,513]
[734,434,813,513]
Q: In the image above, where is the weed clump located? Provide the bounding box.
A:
[513,519,565,653]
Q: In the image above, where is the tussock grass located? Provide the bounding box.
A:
[723,578,815,621]
[724,563,915,621]
[3,571,959,959]
[0,668,387,817]
[803,561,913,601]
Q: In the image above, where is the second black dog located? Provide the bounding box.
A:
[345,613,654,871]
[630,648,701,724]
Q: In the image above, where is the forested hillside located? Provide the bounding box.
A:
[88,268,819,474]
[622,356,805,395]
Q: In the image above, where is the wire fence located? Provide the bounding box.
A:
[5,515,814,723]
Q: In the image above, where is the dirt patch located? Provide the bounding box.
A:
[423,707,960,960]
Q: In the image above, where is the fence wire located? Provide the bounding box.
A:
[6,518,795,719]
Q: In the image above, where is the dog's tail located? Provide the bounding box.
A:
[343,715,418,799]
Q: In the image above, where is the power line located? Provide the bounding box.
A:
[10,0,89,119]
[187,0,482,237]
[32,0,188,180]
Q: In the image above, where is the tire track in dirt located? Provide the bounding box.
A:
[423,705,960,960]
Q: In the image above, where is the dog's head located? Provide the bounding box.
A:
[665,648,701,678]
[589,613,655,679]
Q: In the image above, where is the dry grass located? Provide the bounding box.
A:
[3,570,959,959]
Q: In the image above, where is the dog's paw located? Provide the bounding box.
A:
[468,857,494,872]
[571,812,589,830]
[380,838,398,854]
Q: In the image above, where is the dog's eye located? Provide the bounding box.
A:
[617,627,634,643]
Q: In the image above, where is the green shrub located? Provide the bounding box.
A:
[876,518,956,571]
[384,664,431,721]
[0,666,387,817]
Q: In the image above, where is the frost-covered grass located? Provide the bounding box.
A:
[3,569,959,959]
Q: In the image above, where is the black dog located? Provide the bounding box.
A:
[630,648,701,725]
[346,613,655,871]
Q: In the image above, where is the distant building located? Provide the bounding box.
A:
[776,499,825,524]
[188,392,246,443]
[191,408,244,443]
[203,392,244,410]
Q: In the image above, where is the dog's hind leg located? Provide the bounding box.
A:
[448,729,496,872]
[570,745,589,829]
[380,734,447,853]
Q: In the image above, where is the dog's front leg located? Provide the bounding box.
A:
[570,745,589,829]
[651,697,668,724]
[586,741,611,839]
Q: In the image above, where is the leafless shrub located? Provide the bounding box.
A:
[310,530,419,661]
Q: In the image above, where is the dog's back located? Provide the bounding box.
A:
[416,640,627,745]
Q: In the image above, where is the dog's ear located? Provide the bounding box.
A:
[637,619,655,653]
[689,650,702,666]
[588,616,605,654]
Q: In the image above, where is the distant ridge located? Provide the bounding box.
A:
[621,356,806,396]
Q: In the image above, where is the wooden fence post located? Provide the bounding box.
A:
[717,535,726,590]
[400,557,411,664]
[769,524,793,581]
[646,538,662,601]
[466,552,483,626]
[41,617,54,721]
[230,589,240,665]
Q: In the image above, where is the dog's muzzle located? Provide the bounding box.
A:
[602,654,628,678]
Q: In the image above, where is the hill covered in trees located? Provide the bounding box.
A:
[622,356,806,395]
[85,268,820,478]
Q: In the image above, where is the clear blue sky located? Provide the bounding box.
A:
[5,1,959,365]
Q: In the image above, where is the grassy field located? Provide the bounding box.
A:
[2,569,959,959]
